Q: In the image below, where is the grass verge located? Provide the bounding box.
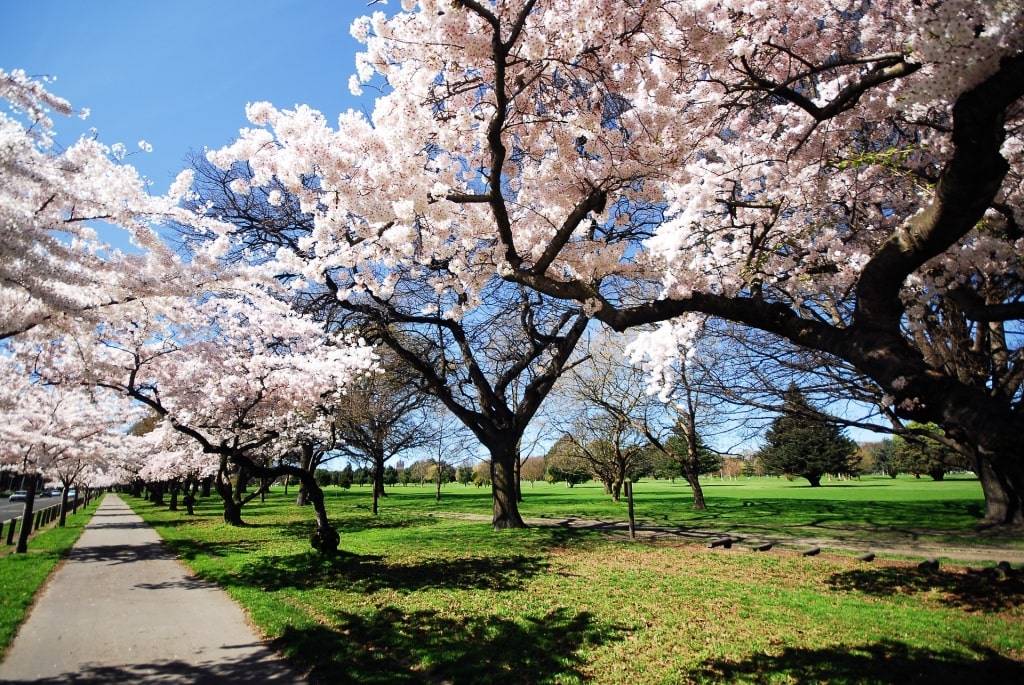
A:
[127,486,1024,685]
[0,494,103,655]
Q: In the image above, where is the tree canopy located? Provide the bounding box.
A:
[205,0,1021,524]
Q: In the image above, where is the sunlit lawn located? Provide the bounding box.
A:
[334,474,1011,548]
[123,478,1023,684]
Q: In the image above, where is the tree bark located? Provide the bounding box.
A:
[975,453,1024,527]
[373,450,386,514]
[305,480,340,552]
[168,479,180,511]
[683,420,708,511]
[295,442,315,506]
[226,449,340,552]
[374,463,386,500]
[683,461,707,510]
[14,483,36,554]
[611,477,623,502]
[514,453,523,503]
[214,456,245,526]
[490,441,526,529]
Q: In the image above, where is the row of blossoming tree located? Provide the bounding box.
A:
[4,0,1024,544]
[0,68,376,551]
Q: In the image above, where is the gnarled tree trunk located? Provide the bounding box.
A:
[490,440,526,529]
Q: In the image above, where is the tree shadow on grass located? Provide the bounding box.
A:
[274,605,623,685]
[827,566,1024,612]
[639,496,986,538]
[691,639,1024,684]
[160,536,269,561]
[231,548,549,594]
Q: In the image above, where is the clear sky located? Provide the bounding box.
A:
[0,0,377,189]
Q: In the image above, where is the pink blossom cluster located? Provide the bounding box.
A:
[209,0,1022,385]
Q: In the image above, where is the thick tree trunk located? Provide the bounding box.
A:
[514,454,523,503]
[221,497,244,526]
[183,479,197,515]
[58,483,72,526]
[215,457,245,526]
[304,479,339,553]
[806,474,822,487]
[610,478,623,502]
[975,454,1024,527]
[490,442,526,529]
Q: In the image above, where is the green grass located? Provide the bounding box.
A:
[331,475,1014,549]
[0,495,103,654]
[124,481,1024,684]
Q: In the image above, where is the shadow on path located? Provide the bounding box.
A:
[0,647,298,684]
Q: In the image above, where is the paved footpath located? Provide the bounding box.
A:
[0,494,304,684]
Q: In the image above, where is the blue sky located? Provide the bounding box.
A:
[0,0,378,189]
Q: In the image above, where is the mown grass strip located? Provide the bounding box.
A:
[0,495,103,655]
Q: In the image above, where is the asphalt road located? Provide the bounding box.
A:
[0,499,53,522]
[0,496,76,532]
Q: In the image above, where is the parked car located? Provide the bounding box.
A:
[66,488,77,498]
[8,490,28,502]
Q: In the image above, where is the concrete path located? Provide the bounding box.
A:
[0,494,304,684]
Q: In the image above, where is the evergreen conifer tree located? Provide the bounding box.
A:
[757,385,857,487]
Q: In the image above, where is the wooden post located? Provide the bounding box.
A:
[5,519,16,545]
[625,481,635,539]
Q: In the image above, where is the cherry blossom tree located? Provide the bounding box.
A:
[37,287,377,551]
[207,1,1024,525]
[133,424,219,514]
[180,155,589,529]
[0,360,140,550]
[0,68,226,341]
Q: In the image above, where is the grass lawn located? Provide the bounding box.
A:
[339,475,1019,550]
[121,478,1023,684]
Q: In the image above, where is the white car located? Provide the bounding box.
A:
[8,490,28,502]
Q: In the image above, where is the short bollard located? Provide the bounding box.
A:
[5,518,16,545]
